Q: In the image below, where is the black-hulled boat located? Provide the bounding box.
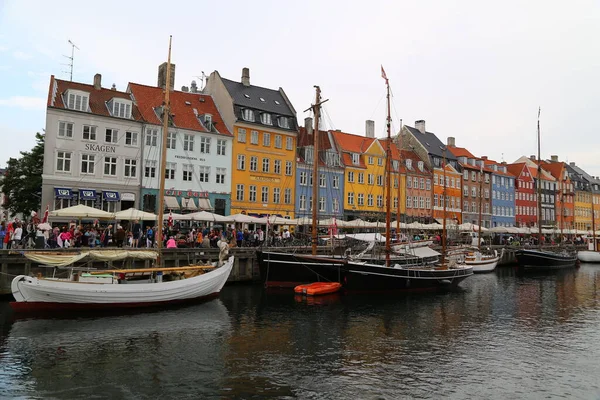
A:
[514,248,578,270]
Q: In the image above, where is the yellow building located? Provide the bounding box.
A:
[204,68,297,218]
[574,189,592,231]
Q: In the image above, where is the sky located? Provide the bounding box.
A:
[0,0,599,177]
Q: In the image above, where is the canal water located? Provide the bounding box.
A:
[1,265,600,399]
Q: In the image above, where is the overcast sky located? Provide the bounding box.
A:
[1,0,598,176]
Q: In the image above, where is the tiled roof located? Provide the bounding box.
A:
[447,146,475,159]
[128,83,231,136]
[48,75,143,121]
[399,149,432,175]
[540,161,565,181]
[297,126,332,149]
[506,163,529,179]
[221,78,295,117]
[404,125,457,161]
[482,159,515,177]
[330,130,376,168]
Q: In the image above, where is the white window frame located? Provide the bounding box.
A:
[58,121,74,138]
[238,128,246,143]
[250,156,258,172]
[237,154,246,170]
[103,156,117,176]
[80,154,95,175]
[286,137,293,150]
[105,128,118,144]
[198,166,210,182]
[125,131,138,146]
[274,135,282,149]
[217,139,226,155]
[182,164,193,182]
[285,161,292,176]
[165,162,176,179]
[261,186,269,203]
[200,137,211,153]
[82,125,96,141]
[124,158,137,178]
[183,134,194,151]
[236,184,244,201]
[262,158,270,173]
[216,167,226,184]
[145,128,158,146]
[167,131,177,149]
[249,185,257,202]
[284,188,291,204]
[250,130,259,145]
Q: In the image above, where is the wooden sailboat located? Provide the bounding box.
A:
[10,37,234,312]
[515,108,577,270]
[258,69,473,291]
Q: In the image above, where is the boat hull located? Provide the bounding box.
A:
[577,251,600,263]
[294,282,342,296]
[258,251,473,293]
[515,249,577,270]
[10,256,234,312]
[467,256,500,273]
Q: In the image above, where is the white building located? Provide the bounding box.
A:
[41,74,144,214]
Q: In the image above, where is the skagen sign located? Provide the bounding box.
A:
[84,144,117,153]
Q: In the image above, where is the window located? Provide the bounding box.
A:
[145,128,158,146]
[394,197,398,209]
[237,154,246,170]
[238,128,247,143]
[413,196,419,209]
[112,101,131,118]
[242,109,255,122]
[105,128,118,144]
[198,166,210,182]
[300,171,308,185]
[274,160,281,174]
[251,130,259,144]
[104,157,117,176]
[261,187,269,203]
[394,177,398,188]
[273,188,280,204]
[472,187,477,197]
[319,197,326,212]
[377,175,383,186]
[407,178,412,188]
[485,189,489,199]
[368,156,374,165]
[426,179,431,190]
[183,134,194,151]
[333,175,339,189]
[348,171,354,183]
[183,164,193,181]
[215,139,226,156]
[278,116,290,129]
[358,173,364,184]
[419,197,425,208]
[145,160,156,178]
[299,195,306,210]
[352,154,360,165]
[413,177,418,188]
[262,158,270,173]
[392,160,399,171]
[333,198,339,213]
[58,121,73,138]
[80,154,94,174]
[284,188,291,204]
[434,194,438,207]
[357,193,365,206]
[368,174,374,185]
[407,196,413,208]
[236,184,244,201]
[124,159,137,178]
[286,137,293,150]
[275,135,282,148]
[426,197,431,209]
[66,91,89,112]
[263,132,271,146]
[261,113,272,125]
[216,168,225,184]
[167,132,176,149]
[250,156,258,172]
[417,161,424,171]
[305,147,314,163]
[348,192,355,205]
[82,125,96,141]
[249,185,257,202]
[406,159,412,169]
[377,195,383,208]
[471,171,477,181]
[285,161,292,176]
[200,137,211,153]
[420,178,425,189]
[319,174,326,187]
[378,158,383,166]
[165,162,175,179]
[366,194,372,206]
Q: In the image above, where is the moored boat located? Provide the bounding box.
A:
[294,282,342,296]
[465,249,503,273]
[577,250,600,263]
[515,248,578,270]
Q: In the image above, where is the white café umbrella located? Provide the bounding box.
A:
[186,211,231,222]
[113,208,157,220]
[49,204,113,219]
[227,213,263,224]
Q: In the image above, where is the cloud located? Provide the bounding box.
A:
[0,45,8,52]
[13,50,32,60]
[0,96,46,110]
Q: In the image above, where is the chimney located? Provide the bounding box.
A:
[93,73,102,90]
[111,84,116,91]
[530,155,536,161]
[305,117,313,135]
[190,80,198,93]
[415,120,426,134]
[481,156,488,160]
[157,62,176,91]
[447,137,455,147]
[570,162,576,167]
[549,155,558,162]
[241,67,250,87]
[181,86,189,92]
[365,120,375,138]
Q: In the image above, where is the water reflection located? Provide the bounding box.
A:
[1,265,600,398]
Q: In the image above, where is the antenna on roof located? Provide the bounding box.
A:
[501,152,504,162]
[63,40,80,81]
[193,72,207,90]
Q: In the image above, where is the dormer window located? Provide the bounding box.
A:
[278,116,290,129]
[65,89,89,112]
[392,160,399,171]
[405,159,412,169]
[204,114,213,130]
[459,156,467,164]
[108,98,132,119]
[242,109,255,122]
[418,161,424,171]
[305,147,314,164]
[352,153,360,165]
[326,150,340,167]
[260,112,272,125]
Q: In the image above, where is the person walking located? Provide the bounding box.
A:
[131,220,141,248]
[115,225,126,248]
[12,222,23,249]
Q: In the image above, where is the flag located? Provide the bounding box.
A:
[381,65,388,83]
[41,205,49,223]
[168,210,173,227]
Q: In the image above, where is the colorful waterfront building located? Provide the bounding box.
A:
[398,149,432,223]
[295,120,344,220]
[514,156,557,229]
[129,73,232,215]
[204,68,298,219]
[400,121,461,224]
[507,163,537,228]
[481,158,516,228]
[567,161,596,232]
[447,142,493,228]
[541,156,574,232]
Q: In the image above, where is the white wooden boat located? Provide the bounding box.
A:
[11,255,234,312]
[463,249,503,273]
[577,251,600,263]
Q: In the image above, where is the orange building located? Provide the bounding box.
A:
[541,158,574,231]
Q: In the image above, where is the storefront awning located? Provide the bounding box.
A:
[164,196,180,210]
[182,198,198,210]
[103,191,120,202]
[54,187,73,199]
[79,189,96,201]
[198,198,213,211]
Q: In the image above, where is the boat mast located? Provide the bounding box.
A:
[309,86,324,256]
[591,184,597,252]
[384,73,392,267]
[156,36,173,260]
[478,163,484,251]
[441,149,447,266]
[537,107,542,250]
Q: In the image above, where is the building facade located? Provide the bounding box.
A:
[399,149,432,223]
[542,157,574,231]
[204,68,298,219]
[41,74,144,215]
[483,159,516,227]
[508,163,537,228]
